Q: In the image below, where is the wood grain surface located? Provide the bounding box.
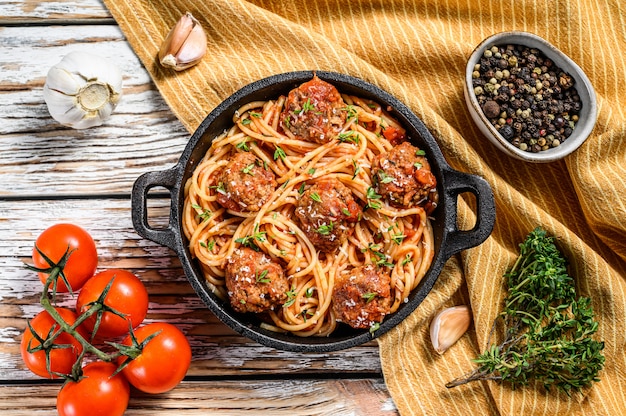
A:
[0,1,397,414]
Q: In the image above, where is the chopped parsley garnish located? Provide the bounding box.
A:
[414,161,423,169]
[352,159,360,179]
[298,183,306,195]
[378,171,395,184]
[308,168,316,175]
[362,292,377,303]
[241,163,255,175]
[299,309,314,322]
[284,286,297,307]
[341,208,351,216]
[401,254,412,266]
[310,192,322,203]
[295,98,317,115]
[343,105,358,123]
[250,111,262,118]
[274,146,286,160]
[235,225,266,250]
[236,138,250,151]
[361,242,381,254]
[241,118,252,126]
[192,204,212,221]
[305,287,316,297]
[316,222,334,235]
[199,240,215,251]
[338,131,360,144]
[376,257,394,268]
[256,269,271,284]
[391,232,406,245]
[361,243,392,267]
[365,187,382,210]
[369,322,380,334]
[415,149,426,156]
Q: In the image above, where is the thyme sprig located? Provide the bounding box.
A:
[447,227,605,394]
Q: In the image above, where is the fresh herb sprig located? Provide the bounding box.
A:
[447,227,605,394]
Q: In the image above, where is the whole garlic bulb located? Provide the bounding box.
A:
[43,51,123,129]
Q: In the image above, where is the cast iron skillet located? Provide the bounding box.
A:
[131,71,496,352]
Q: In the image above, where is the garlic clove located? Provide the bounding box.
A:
[44,67,81,95]
[159,12,207,71]
[42,85,79,117]
[430,305,472,355]
[175,24,207,65]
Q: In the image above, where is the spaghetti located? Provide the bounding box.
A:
[182,77,437,337]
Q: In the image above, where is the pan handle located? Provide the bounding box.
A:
[440,168,496,259]
[131,167,181,252]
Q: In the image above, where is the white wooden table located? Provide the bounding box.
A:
[0,2,398,414]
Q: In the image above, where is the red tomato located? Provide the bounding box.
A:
[56,361,130,416]
[76,269,149,339]
[20,308,86,379]
[118,322,191,393]
[382,125,406,145]
[32,223,98,293]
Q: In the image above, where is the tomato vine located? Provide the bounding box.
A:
[21,224,191,415]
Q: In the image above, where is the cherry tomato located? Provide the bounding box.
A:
[57,361,130,416]
[76,269,149,339]
[21,308,86,379]
[32,223,98,293]
[118,322,191,393]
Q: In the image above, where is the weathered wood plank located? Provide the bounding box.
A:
[0,25,190,197]
[0,0,110,22]
[0,198,383,381]
[0,379,398,415]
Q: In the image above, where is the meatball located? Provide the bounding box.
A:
[371,141,437,208]
[295,178,361,253]
[225,247,289,314]
[331,264,392,329]
[215,152,277,212]
[280,75,348,144]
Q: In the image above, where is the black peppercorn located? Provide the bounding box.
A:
[500,124,514,140]
[482,100,501,119]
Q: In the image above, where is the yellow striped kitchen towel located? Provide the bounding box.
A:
[103,0,626,415]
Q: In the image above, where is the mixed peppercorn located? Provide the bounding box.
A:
[472,44,581,152]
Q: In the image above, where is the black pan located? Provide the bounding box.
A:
[131,71,495,352]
